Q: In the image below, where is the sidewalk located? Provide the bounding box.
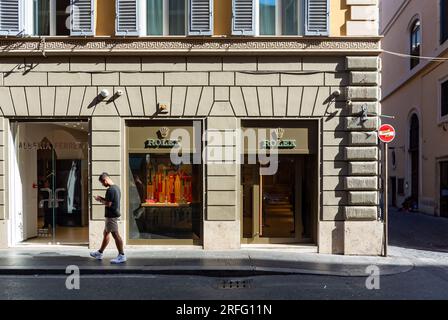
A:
[0,246,414,277]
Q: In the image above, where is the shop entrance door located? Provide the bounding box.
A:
[9,121,89,245]
[441,162,448,218]
[242,155,314,244]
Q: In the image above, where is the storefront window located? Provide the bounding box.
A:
[9,121,89,246]
[127,122,202,243]
[240,121,318,244]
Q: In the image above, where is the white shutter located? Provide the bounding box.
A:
[116,0,139,36]
[0,0,23,36]
[232,0,255,36]
[189,0,213,36]
[305,0,329,36]
[71,0,95,36]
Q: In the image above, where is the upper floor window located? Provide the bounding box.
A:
[441,0,448,44]
[259,0,302,36]
[33,0,72,36]
[0,0,330,37]
[257,0,328,36]
[442,79,448,119]
[410,19,421,69]
[147,0,187,36]
[0,0,94,36]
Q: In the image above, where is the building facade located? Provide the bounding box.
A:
[381,0,448,217]
[0,0,383,255]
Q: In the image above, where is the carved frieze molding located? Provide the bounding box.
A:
[0,37,381,56]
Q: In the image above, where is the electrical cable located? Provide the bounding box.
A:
[382,49,448,62]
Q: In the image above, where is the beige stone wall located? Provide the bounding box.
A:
[0,118,4,222]
[0,55,381,254]
[382,62,448,215]
[381,0,448,95]
[0,220,7,247]
[0,117,7,247]
[345,0,379,36]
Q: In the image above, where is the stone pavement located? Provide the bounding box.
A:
[0,246,413,277]
[1,208,446,278]
[389,207,448,253]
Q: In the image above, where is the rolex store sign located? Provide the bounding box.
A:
[145,127,181,149]
[262,128,297,150]
[242,122,315,155]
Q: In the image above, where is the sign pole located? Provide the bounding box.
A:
[383,142,389,257]
[378,124,395,257]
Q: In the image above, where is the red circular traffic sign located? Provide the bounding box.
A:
[378,124,396,143]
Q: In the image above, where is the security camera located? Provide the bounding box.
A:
[99,89,109,99]
[116,90,123,96]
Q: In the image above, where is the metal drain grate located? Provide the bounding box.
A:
[218,279,253,290]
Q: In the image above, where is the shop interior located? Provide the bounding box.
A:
[242,155,318,244]
[9,121,89,246]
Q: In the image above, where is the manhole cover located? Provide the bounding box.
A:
[218,279,252,290]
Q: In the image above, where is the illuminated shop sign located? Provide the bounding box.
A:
[261,128,296,149]
[261,139,297,149]
[144,139,181,149]
[144,127,181,149]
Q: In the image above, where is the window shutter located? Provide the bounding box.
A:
[71,0,95,36]
[116,0,139,36]
[305,0,329,36]
[0,0,22,36]
[232,0,255,36]
[189,0,213,36]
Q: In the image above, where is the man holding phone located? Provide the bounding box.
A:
[90,173,126,264]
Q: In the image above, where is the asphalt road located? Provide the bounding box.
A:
[0,263,447,300]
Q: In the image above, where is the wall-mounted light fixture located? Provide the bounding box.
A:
[99,89,109,99]
[157,103,169,114]
[332,89,341,97]
[442,123,448,132]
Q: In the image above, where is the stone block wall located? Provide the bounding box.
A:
[0,54,382,254]
[346,0,379,36]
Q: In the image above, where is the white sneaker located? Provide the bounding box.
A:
[90,251,103,260]
[111,254,127,264]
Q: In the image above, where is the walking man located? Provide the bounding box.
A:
[90,173,127,264]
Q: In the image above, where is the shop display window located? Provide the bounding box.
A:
[128,154,202,241]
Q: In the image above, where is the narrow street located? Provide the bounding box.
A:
[0,209,447,300]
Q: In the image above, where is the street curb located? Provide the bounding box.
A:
[0,263,415,277]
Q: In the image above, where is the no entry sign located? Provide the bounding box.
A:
[378,124,396,143]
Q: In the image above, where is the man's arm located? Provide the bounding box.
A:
[94,195,112,207]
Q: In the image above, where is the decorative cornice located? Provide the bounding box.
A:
[0,37,381,56]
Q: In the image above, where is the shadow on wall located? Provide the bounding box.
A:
[332,222,345,254]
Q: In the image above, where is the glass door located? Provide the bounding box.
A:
[242,155,304,244]
[37,141,58,244]
[260,156,299,240]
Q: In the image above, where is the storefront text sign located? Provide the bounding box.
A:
[261,140,297,149]
[144,139,181,149]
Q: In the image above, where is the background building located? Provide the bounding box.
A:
[0,0,382,255]
[381,0,448,217]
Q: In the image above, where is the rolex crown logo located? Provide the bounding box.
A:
[275,128,285,140]
[159,127,170,139]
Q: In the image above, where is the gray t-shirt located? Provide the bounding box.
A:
[105,185,121,218]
